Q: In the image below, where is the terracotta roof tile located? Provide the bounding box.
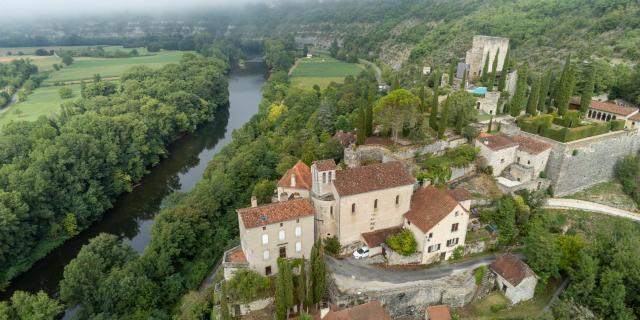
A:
[226,247,247,263]
[630,113,640,122]
[238,198,314,229]
[512,135,552,155]
[404,186,460,233]
[490,254,536,286]
[314,159,337,172]
[278,160,312,190]
[333,161,415,196]
[361,226,403,248]
[318,301,391,320]
[574,97,639,117]
[477,133,518,151]
[447,187,472,202]
[426,305,452,320]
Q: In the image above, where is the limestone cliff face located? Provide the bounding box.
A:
[327,269,477,318]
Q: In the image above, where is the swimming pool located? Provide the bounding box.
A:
[467,86,488,95]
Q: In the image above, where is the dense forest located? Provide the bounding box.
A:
[0,48,229,291]
[0,60,43,107]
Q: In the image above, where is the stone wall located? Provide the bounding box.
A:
[327,269,476,318]
[231,297,274,317]
[383,244,422,265]
[475,267,496,301]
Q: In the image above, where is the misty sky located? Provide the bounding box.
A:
[1,0,266,19]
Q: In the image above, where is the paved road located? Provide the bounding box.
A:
[358,58,382,85]
[327,253,523,284]
[545,198,640,222]
[544,277,570,311]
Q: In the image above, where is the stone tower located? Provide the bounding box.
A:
[465,35,509,81]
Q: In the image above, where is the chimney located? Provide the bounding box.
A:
[291,174,296,187]
[251,195,258,207]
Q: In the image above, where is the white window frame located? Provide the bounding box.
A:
[295,242,302,252]
[295,226,302,237]
[279,230,285,241]
[263,250,270,260]
[262,234,269,245]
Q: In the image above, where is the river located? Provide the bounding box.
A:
[0,57,267,299]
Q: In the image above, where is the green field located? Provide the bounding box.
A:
[0,84,81,126]
[290,55,364,88]
[43,50,185,85]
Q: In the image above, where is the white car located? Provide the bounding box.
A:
[353,246,370,259]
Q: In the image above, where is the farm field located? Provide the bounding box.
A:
[43,50,185,85]
[0,84,81,127]
[289,55,364,89]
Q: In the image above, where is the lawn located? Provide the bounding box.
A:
[565,181,639,212]
[455,278,561,319]
[43,50,186,85]
[289,55,364,89]
[0,55,61,71]
[0,84,82,127]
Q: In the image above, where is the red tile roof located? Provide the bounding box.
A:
[630,113,640,122]
[574,97,639,117]
[314,159,337,172]
[447,187,472,202]
[426,305,452,320]
[477,133,518,151]
[490,254,536,286]
[512,135,552,155]
[238,198,314,229]
[318,301,392,320]
[333,161,415,196]
[404,186,460,233]
[226,247,247,263]
[278,160,312,190]
[361,226,403,248]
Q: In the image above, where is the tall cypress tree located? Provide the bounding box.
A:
[580,62,595,114]
[510,64,528,117]
[455,109,465,134]
[365,86,375,135]
[438,98,449,139]
[481,51,491,83]
[487,49,500,91]
[537,68,552,113]
[220,283,230,320]
[275,260,287,320]
[311,241,326,306]
[356,104,366,145]
[392,74,400,90]
[554,55,577,115]
[298,260,309,313]
[418,83,426,112]
[526,75,541,116]
[460,69,467,91]
[429,85,439,131]
[498,48,510,92]
[283,259,294,317]
[448,62,455,86]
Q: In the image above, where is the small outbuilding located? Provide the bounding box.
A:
[425,304,451,320]
[490,254,538,304]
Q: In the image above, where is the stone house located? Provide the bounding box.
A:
[571,98,639,129]
[316,300,392,320]
[476,133,519,176]
[403,186,471,264]
[425,305,451,320]
[510,135,552,181]
[475,91,500,115]
[277,160,312,202]
[236,198,315,276]
[465,35,509,81]
[490,254,538,304]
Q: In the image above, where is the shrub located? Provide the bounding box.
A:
[59,87,74,99]
[226,269,271,303]
[490,303,508,312]
[572,149,579,156]
[323,236,341,256]
[611,119,625,131]
[451,246,464,260]
[474,265,487,285]
[539,170,547,178]
[386,229,417,256]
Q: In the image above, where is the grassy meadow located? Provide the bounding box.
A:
[289,55,364,89]
[0,46,187,128]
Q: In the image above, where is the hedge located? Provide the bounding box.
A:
[611,119,626,131]
[518,114,620,142]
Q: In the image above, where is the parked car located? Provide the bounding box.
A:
[353,246,370,259]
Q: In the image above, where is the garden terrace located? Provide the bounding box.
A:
[517,112,625,143]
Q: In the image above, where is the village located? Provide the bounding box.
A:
[216,35,640,320]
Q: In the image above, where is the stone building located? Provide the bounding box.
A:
[403,186,471,264]
[490,254,538,304]
[465,35,509,81]
[475,133,519,175]
[236,198,315,276]
[476,133,551,181]
[570,97,639,129]
[276,160,312,201]
[475,91,500,115]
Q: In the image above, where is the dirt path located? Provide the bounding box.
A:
[545,198,640,222]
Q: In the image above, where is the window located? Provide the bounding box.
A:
[262,226,266,230]
[295,242,302,252]
[527,160,531,165]
[428,233,433,239]
[322,172,326,183]
[395,195,400,205]
[328,171,332,181]
[501,158,505,163]
[427,244,441,253]
[446,238,459,247]
[351,203,356,214]
[262,234,269,245]
[517,157,520,163]
[407,220,411,226]
[455,211,459,217]
[330,206,333,217]
[263,250,270,260]
[280,223,283,227]
[265,266,272,275]
[279,246,286,258]
[279,230,285,241]
[374,199,378,210]
[295,226,302,237]
[451,223,459,232]
[296,218,299,223]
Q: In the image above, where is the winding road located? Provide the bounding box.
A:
[544,198,640,222]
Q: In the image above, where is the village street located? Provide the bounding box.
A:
[545,198,640,222]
